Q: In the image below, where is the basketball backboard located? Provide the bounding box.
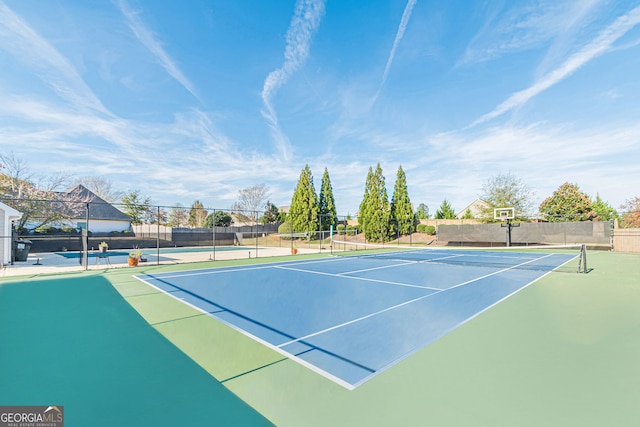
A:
[494,207,515,221]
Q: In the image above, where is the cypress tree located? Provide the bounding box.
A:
[319,168,338,231]
[359,163,390,242]
[358,166,373,234]
[289,164,319,234]
[390,165,413,236]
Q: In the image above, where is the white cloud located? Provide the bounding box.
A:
[458,1,602,66]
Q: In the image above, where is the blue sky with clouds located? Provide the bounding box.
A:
[1,0,639,216]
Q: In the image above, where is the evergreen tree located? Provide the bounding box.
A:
[358,167,373,232]
[188,200,208,228]
[318,168,338,231]
[416,203,430,220]
[435,199,456,219]
[539,182,593,222]
[591,194,618,221]
[121,190,152,225]
[390,165,414,235]
[289,165,319,234]
[259,201,281,224]
[359,163,391,242]
[204,210,233,227]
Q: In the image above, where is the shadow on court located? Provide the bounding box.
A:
[0,275,273,426]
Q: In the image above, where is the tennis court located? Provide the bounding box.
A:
[135,246,580,389]
[2,246,639,426]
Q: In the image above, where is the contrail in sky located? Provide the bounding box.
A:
[115,0,200,102]
[382,0,417,85]
[261,0,326,160]
[470,4,640,127]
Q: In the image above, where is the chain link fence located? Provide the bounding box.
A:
[1,197,639,274]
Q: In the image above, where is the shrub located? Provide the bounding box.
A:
[278,221,293,240]
[121,230,133,236]
[60,226,77,234]
[346,225,358,235]
[416,224,436,235]
[108,230,121,236]
[336,224,346,232]
[34,225,60,234]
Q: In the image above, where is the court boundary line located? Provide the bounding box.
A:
[276,254,556,349]
[148,256,347,280]
[350,251,581,387]
[133,251,574,390]
[133,274,358,390]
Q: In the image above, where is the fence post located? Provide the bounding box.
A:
[156,205,160,265]
[212,210,216,261]
[83,202,89,270]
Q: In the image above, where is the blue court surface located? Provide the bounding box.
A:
[135,248,577,389]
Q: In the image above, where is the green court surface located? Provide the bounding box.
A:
[1,250,639,426]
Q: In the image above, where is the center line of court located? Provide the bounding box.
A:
[277,253,555,349]
[273,265,439,290]
[341,254,466,275]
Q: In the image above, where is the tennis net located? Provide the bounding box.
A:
[329,240,589,273]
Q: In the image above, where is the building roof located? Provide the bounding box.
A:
[64,185,132,222]
[456,199,490,219]
[0,201,22,219]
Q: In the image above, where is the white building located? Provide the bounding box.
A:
[0,202,22,264]
[456,199,490,219]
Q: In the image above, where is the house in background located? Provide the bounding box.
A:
[0,201,22,264]
[63,185,132,233]
[456,199,490,219]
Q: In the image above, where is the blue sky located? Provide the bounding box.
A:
[1,0,639,216]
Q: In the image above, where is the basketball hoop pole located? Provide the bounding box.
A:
[502,218,513,247]
[495,207,518,247]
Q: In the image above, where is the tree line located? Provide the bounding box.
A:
[2,152,640,234]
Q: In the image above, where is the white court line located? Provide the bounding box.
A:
[340,253,466,275]
[273,265,440,290]
[147,256,347,280]
[277,253,555,349]
[337,260,416,275]
[133,274,357,390]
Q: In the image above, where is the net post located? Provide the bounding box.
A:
[580,244,588,273]
[329,225,334,256]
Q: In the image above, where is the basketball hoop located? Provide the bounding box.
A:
[494,207,517,246]
[494,207,515,221]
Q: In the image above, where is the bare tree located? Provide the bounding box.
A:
[167,204,189,227]
[75,176,121,203]
[479,172,535,221]
[231,184,270,224]
[1,152,89,230]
